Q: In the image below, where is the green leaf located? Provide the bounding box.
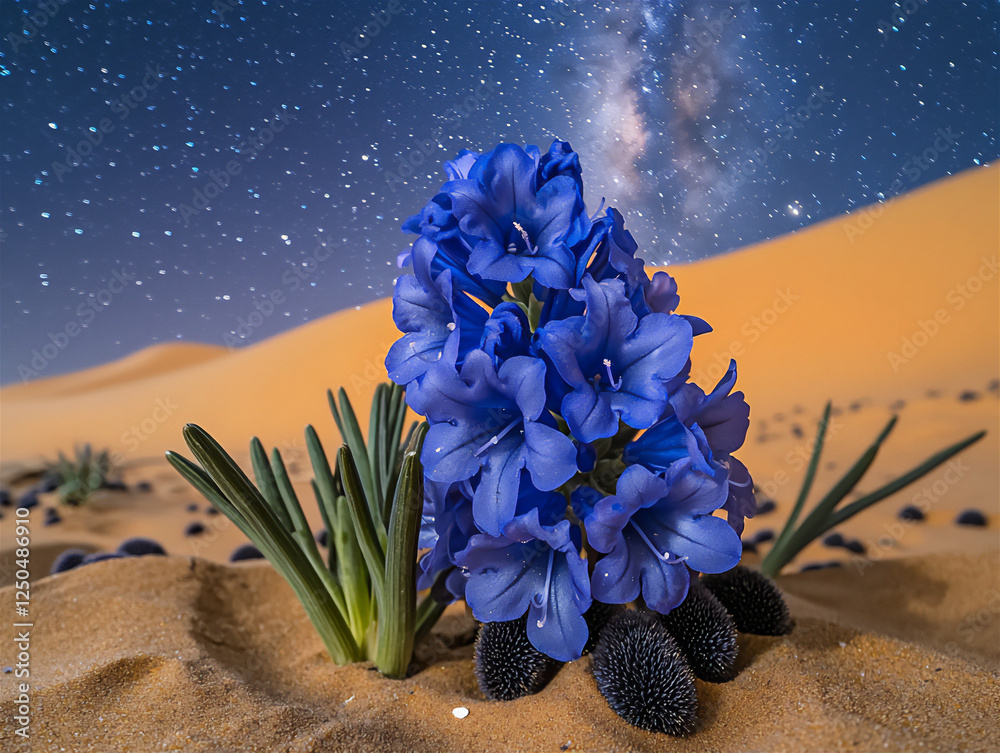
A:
[271,447,349,619]
[251,437,292,532]
[332,387,382,531]
[828,430,986,529]
[766,402,832,565]
[311,479,338,574]
[789,414,898,546]
[339,446,386,612]
[336,492,371,641]
[375,427,427,678]
[176,425,360,664]
[306,425,340,539]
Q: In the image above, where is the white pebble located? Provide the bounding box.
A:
[452,707,469,719]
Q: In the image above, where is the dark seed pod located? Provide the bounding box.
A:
[658,579,737,683]
[51,548,88,574]
[117,537,167,556]
[591,610,698,736]
[755,499,776,515]
[17,492,39,509]
[843,538,866,555]
[582,601,621,656]
[701,565,793,636]
[474,616,561,701]
[898,505,925,521]
[956,509,987,527]
[229,543,265,562]
[822,532,844,548]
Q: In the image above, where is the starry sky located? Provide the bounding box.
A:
[1,0,997,384]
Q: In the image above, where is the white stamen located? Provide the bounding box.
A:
[631,520,688,564]
[513,221,535,252]
[602,358,623,391]
[534,549,556,628]
[473,419,522,456]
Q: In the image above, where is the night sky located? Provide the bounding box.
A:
[1,1,997,384]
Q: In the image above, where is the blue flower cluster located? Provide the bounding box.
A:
[388,142,755,662]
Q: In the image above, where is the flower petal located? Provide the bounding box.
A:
[526,553,591,661]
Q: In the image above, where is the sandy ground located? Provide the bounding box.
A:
[0,165,997,751]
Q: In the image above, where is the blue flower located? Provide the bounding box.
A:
[417,480,477,602]
[584,463,742,614]
[574,207,646,295]
[456,505,592,661]
[670,360,750,456]
[400,149,479,238]
[538,139,584,196]
[666,361,756,534]
[384,268,488,385]
[631,270,713,336]
[402,234,507,310]
[536,276,694,443]
[445,144,589,289]
[406,350,578,536]
[479,302,532,367]
[720,456,756,536]
[623,414,716,477]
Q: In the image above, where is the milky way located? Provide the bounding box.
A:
[1,1,996,383]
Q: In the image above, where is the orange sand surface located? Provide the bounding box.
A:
[1,165,998,751]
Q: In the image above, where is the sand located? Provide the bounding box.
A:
[0,552,997,752]
[1,164,998,751]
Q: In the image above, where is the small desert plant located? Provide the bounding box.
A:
[166,383,445,678]
[49,444,114,506]
[760,402,985,577]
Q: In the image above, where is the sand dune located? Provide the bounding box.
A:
[2,165,996,468]
[1,341,228,402]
